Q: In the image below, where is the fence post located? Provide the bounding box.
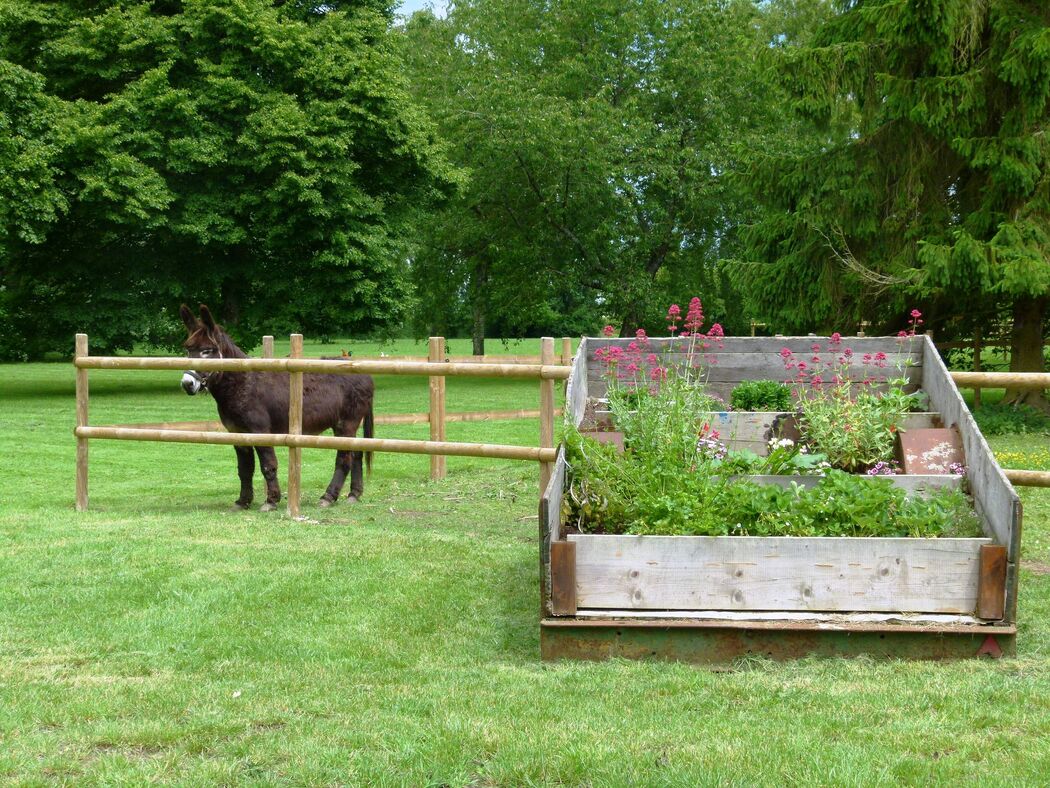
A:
[287,334,303,517]
[262,335,274,358]
[973,328,983,409]
[540,337,555,493]
[75,333,89,511]
[561,337,572,366]
[429,337,446,480]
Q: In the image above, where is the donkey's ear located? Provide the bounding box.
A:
[179,304,198,332]
[199,304,217,331]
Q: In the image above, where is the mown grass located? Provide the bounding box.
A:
[2,342,1050,785]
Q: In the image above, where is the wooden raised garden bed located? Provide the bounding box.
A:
[540,335,1018,662]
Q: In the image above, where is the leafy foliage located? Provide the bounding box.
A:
[973,402,1050,436]
[0,0,454,357]
[730,380,793,412]
[742,0,1050,347]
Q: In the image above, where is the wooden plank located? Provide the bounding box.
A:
[561,337,573,366]
[977,544,1007,620]
[585,354,922,385]
[75,333,89,512]
[539,447,567,615]
[261,335,274,358]
[539,338,555,493]
[585,336,924,354]
[921,335,1020,563]
[550,540,578,615]
[567,535,989,613]
[287,334,303,518]
[565,609,996,627]
[565,337,589,428]
[429,337,446,481]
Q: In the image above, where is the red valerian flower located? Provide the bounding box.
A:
[602,325,615,337]
[684,297,704,332]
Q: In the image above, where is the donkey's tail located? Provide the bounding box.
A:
[364,401,374,477]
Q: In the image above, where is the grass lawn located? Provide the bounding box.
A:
[2,341,1050,784]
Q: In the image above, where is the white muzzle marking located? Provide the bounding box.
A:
[181,371,202,395]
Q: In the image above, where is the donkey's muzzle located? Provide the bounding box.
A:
[181,371,204,395]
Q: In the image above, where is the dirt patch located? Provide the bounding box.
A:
[1021,560,1050,575]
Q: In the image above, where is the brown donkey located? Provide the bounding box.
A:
[180,304,374,511]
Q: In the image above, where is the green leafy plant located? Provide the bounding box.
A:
[730,380,793,412]
[974,403,1050,435]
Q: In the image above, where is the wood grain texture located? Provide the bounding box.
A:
[539,447,567,615]
[429,337,446,481]
[287,334,304,517]
[568,535,989,613]
[565,337,590,428]
[539,338,555,493]
[921,335,1020,563]
[977,544,1007,620]
[261,335,274,359]
[75,333,89,512]
[550,540,577,615]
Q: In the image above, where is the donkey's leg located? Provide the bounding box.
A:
[319,450,352,507]
[233,445,255,510]
[347,450,364,502]
[256,446,281,511]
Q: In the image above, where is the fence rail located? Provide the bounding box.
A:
[73,334,572,516]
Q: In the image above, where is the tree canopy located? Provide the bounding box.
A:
[0,0,453,357]
[742,0,1050,376]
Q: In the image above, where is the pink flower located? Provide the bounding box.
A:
[667,304,681,319]
[707,323,724,338]
[608,346,624,359]
[843,348,853,358]
[830,332,842,345]
[862,353,872,364]
[874,351,886,362]
[811,343,821,353]
[635,328,649,346]
[910,309,922,319]
[684,297,704,332]
[647,353,659,365]
[650,366,667,381]
[603,325,616,337]
[779,347,793,359]
[897,330,908,338]
[680,331,691,338]
[625,362,639,374]
[628,341,639,353]
[797,361,807,371]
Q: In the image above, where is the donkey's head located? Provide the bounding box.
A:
[179,304,230,395]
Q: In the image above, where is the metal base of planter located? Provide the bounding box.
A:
[540,617,1016,663]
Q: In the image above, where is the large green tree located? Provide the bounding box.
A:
[743,0,1050,401]
[0,0,452,358]
[401,0,796,348]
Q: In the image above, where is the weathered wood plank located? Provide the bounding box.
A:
[539,447,567,616]
[978,544,1007,620]
[550,541,578,615]
[567,535,989,613]
[920,335,1020,564]
[566,338,589,428]
[586,336,924,354]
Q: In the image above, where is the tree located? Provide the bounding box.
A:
[0,0,453,357]
[743,0,1050,404]
[400,0,793,347]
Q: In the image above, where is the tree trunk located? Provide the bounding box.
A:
[470,260,487,356]
[1004,294,1049,410]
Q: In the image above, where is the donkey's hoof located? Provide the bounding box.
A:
[318,497,334,509]
[230,502,251,512]
[346,494,361,504]
[259,502,278,512]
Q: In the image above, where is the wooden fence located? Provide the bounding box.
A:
[74,335,573,517]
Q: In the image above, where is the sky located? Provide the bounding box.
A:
[396,0,448,18]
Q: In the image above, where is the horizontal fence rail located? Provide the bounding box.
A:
[73,334,572,515]
[74,355,571,380]
[75,427,558,462]
[950,371,1050,390]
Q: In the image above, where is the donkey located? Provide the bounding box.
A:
[179,304,374,511]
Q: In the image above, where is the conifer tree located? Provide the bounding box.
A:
[744,0,1049,404]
